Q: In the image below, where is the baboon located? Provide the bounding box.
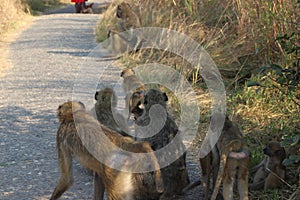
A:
[200,116,251,200]
[50,101,163,200]
[135,89,190,199]
[249,141,286,190]
[120,68,146,120]
[107,2,143,56]
[115,2,141,32]
[94,88,130,136]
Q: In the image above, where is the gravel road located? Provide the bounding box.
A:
[0,1,201,199]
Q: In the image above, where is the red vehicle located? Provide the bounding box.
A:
[71,0,94,13]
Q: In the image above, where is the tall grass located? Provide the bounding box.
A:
[97,0,298,82]
[0,0,23,36]
[0,0,69,37]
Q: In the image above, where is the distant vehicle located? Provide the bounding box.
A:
[71,0,94,13]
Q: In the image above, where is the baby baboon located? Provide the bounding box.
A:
[200,116,251,200]
[50,101,163,200]
[120,68,146,120]
[94,88,129,136]
[249,141,286,190]
[135,89,190,199]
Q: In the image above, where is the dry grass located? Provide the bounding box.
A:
[0,0,69,77]
[0,0,30,77]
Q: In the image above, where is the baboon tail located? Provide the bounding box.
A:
[211,152,227,200]
[182,180,201,194]
[154,170,164,193]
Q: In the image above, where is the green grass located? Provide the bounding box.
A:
[23,0,69,14]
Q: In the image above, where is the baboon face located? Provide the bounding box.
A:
[120,68,135,78]
[57,101,85,122]
[263,142,286,158]
[116,2,131,19]
[263,141,286,168]
[95,88,117,108]
[130,91,145,118]
[142,89,168,110]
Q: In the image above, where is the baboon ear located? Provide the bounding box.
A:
[95,92,99,100]
[263,147,270,156]
[116,5,122,18]
[275,149,285,156]
[78,101,85,109]
[163,92,168,101]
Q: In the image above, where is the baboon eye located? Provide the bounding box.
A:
[58,105,62,109]
[274,150,282,156]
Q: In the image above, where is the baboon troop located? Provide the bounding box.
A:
[135,89,190,199]
[200,116,251,200]
[50,3,291,195]
[51,80,289,199]
[50,101,163,200]
[249,141,287,190]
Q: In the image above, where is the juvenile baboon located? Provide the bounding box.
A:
[249,141,286,190]
[200,116,251,200]
[94,88,130,136]
[120,68,146,120]
[50,101,163,200]
[115,2,141,31]
[135,89,190,199]
[107,2,143,56]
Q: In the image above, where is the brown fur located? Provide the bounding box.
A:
[120,68,146,120]
[116,2,141,31]
[249,141,286,190]
[107,2,142,56]
[135,89,190,199]
[200,116,251,200]
[94,88,129,136]
[50,101,163,200]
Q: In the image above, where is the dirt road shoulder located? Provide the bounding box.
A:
[0,14,33,78]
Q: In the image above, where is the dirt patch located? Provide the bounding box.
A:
[0,14,33,78]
